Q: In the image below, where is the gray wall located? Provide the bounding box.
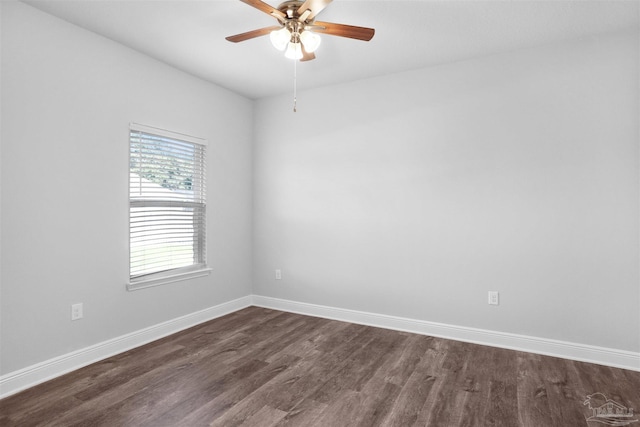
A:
[1,2,253,374]
[253,31,639,353]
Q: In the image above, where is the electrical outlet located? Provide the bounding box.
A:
[488,291,499,306]
[71,303,83,320]
[275,269,282,280]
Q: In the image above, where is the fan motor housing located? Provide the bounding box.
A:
[277,1,305,19]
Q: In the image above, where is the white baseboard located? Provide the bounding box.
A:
[0,295,252,399]
[2,294,637,400]
[251,295,640,372]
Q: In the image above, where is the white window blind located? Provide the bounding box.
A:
[128,123,208,290]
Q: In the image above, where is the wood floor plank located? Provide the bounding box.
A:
[2,307,639,427]
[456,344,495,427]
[220,315,312,368]
[137,358,272,427]
[483,347,519,427]
[516,352,555,427]
[8,345,197,426]
[273,398,327,426]
[566,358,640,426]
[223,323,384,419]
[310,389,365,426]
[308,327,404,404]
[207,356,318,427]
[381,334,437,387]
[421,339,474,426]
[239,405,288,427]
[164,354,300,426]
[263,317,351,363]
[547,357,593,426]
[383,372,439,426]
[352,375,402,426]
[70,357,268,427]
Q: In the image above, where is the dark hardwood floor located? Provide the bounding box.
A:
[1,306,638,426]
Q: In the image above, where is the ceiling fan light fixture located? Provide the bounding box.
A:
[227,0,375,65]
[299,30,321,53]
[270,27,290,51]
[284,41,303,60]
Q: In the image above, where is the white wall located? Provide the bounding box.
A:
[253,31,639,353]
[0,1,253,374]
[1,0,638,380]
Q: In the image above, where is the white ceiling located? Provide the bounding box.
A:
[22,0,640,99]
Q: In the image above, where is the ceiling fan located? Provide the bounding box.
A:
[225,0,375,61]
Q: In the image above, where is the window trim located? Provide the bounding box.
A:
[127,123,209,291]
[127,267,212,291]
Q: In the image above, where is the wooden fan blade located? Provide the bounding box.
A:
[300,46,316,61]
[312,21,375,41]
[297,0,333,21]
[240,0,286,22]
[226,25,282,43]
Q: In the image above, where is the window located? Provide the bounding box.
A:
[128,123,209,290]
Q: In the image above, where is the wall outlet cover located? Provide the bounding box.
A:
[488,291,499,305]
[71,303,83,320]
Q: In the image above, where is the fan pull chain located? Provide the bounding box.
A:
[293,57,297,113]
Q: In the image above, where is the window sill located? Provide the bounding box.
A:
[127,268,212,291]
